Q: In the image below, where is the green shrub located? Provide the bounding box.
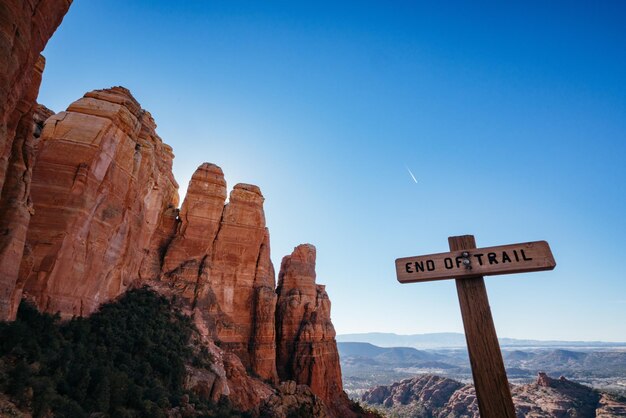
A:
[0,287,231,417]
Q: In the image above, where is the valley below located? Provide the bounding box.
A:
[337,334,626,398]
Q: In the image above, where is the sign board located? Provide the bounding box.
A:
[396,240,555,284]
[396,235,556,418]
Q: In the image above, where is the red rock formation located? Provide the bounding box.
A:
[16,87,179,318]
[160,167,278,382]
[207,184,268,350]
[183,326,276,411]
[161,162,226,301]
[249,230,279,382]
[0,78,350,414]
[512,373,600,417]
[0,0,72,320]
[223,351,275,411]
[597,393,626,417]
[0,0,72,185]
[361,375,464,410]
[260,381,328,418]
[362,373,625,417]
[275,244,353,416]
[33,104,55,132]
[158,175,356,412]
[0,2,369,414]
[208,184,277,380]
[0,56,46,319]
[276,245,317,377]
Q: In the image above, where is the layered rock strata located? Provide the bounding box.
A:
[17,87,179,318]
[200,183,274,376]
[0,57,46,319]
[158,174,351,413]
[0,0,73,320]
[160,166,278,382]
[276,244,352,416]
[1,85,353,416]
[161,162,226,300]
[161,188,351,414]
[0,1,353,413]
[0,0,72,189]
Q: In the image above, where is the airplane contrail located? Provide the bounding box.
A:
[406,166,418,183]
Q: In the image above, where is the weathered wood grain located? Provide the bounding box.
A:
[450,235,516,418]
[396,240,555,283]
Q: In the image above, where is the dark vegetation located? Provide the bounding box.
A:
[0,287,249,417]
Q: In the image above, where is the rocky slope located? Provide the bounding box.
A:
[0,0,73,321]
[361,372,626,417]
[0,87,357,416]
[0,287,337,418]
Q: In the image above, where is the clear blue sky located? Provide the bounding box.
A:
[38,1,626,341]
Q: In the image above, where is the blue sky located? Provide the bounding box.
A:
[38,1,626,341]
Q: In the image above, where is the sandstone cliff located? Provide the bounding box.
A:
[361,372,626,417]
[17,87,179,317]
[155,169,354,414]
[0,0,71,185]
[275,244,354,416]
[158,164,278,382]
[0,2,356,416]
[0,85,355,416]
[0,0,72,320]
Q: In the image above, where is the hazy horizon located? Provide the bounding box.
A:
[336,331,626,344]
[37,1,626,341]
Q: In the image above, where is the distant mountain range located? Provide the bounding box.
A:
[338,342,626,377]
[338,341,626,399]
[336,332,626,349]
[338,342,446,363]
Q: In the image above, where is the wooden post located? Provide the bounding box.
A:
[395,236,555,417]
[449,235,516,418]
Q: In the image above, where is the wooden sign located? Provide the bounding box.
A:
[396,235,557,418]
[396,240,555,283]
